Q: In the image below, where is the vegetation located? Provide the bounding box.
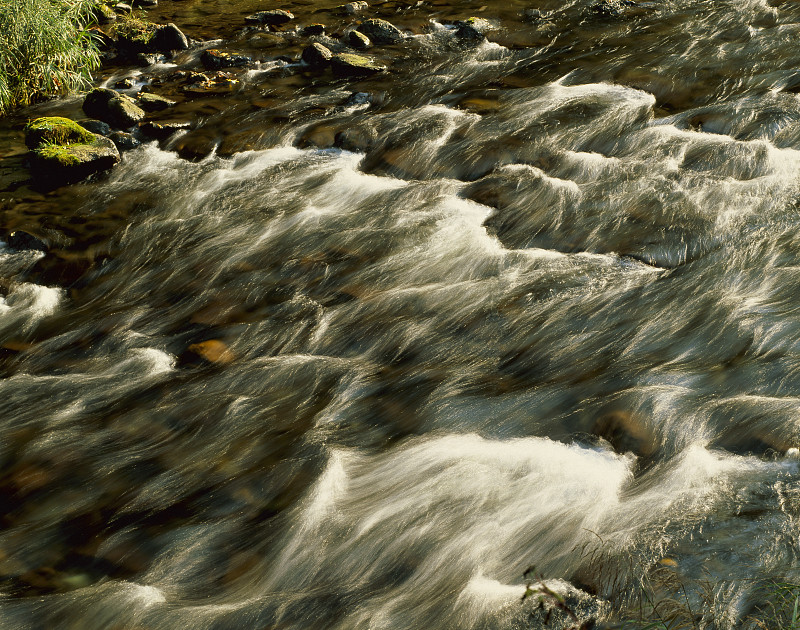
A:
[113,12,156,43]
[0,0,102,114]
[24,116,95,148]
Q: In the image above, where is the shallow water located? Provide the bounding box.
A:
[3,0,800,627]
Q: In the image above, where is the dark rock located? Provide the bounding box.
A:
[347,30,371,50]
[245,9,294,26]
[87,26,114,51]
[7,231,48,252]
[302,43,333,67]
[78,119,112,136]
[356,18,404,45]
[301,23,326,36]
[521,8,549,22]
[151,23,189,52]
[139,121,192,139]
[331,53,386,78]
[201,49,252,70]
[109,131,141,151]
[83,88,145,128]
[182,73,240,96]
[132,0,157,6]
[134,53,159,66]
[454,17,492,41]
[28,135,120,186]
[136,92,176,112]
[344,91,372,107]
[114,77,135,89]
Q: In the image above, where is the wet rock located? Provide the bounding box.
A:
[78,119,112,136]
[454,17,492,41]
[337,1,368,15]
[134,52,160,66]
[114,2,132,12]
[331,53,386,78]
[151,23,189,52]
[356,18,404,45]
[593,410,656,458]
[136,92,176,112]
[182,73,240,96]
[201,49,252,70]
[302,43,333,67]
[93,4,117,23]
[521,8,549,22]
[344,91,372,107]
[245,9,294,26]
[114,77,134,89]
[7,231,48,252]
[109,131,141,151]
[25,118,120,187]
[347,30,371,50]
[301,23,326,36]
[138,121,192,139]
[82,88,145,129]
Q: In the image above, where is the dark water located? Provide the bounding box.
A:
[3,0,800,627]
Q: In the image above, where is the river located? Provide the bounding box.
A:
[2,0,800,628]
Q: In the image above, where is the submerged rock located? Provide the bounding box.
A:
[139,121,192,139]
[7,231,48,253]
[347,30,371,50]
[82,88,145,128]
[302,43,333,67]
[245,9,294,26]
[331,53,386,78]
[136,92,176,112]
[356,19,404,45]
[25,117,120,186]
[201,49,252,70]
[181,340,236,366]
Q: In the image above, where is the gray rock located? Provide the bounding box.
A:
[78,119,112,136]
[347,30,371,50]
[109,131,141,151]
[201,49,252,70]
[356,18,404,45]
[331,53,386,78]
[245,9,294,26]
[136,92,176,112]
[8,231,48,252]
[302,43,333,67]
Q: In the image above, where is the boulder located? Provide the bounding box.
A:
[78,119,112,136]
[347,30,371,50]
[116,21,188,57]
[331,53,386,78]
[302,43,333,67]
[136,92,176,112]
[109,131,141,151]
[151,23,189,52]
[244,9,294,26]
[82,88,145,128]
[24,117,120,186]
[356,18,404,45]
[201,49,252,70]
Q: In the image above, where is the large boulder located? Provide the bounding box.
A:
[24,117,120,186]
[356,18,404,45]
[151,23,189,52]
[331,53,386,78]
[82,88,146,128]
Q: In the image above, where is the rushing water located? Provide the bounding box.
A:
[5,0,800,627]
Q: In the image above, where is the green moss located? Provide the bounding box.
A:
[114,14,157,43]
[24,116,95,149]
[36,143,83,166]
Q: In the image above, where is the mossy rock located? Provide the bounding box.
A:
[331,53,386,78]
[29,135,120,186]
[356,18,404,45]
[24,117,95,150]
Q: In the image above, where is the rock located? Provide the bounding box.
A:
[331,53,386,78]
[522,8,549,22]
[182,73,240,96]
[25,118,120,186]
[114,2,132,12]
[78,119,112,136]
[337,1,368,15]
[7,231,48,252]
[454,17,492,41]
[109,131,141,151]
[201,49,252,70]
[344,91,372,107]
[93,4,117,23]
[83,88,145,128]
[244,9,294,26]
[590,0,638,17]
[24,117,96,150]
[347,30,371,50]
[182,340,235,365]
[114,77,134,89]
[151,23,189,52]
[356,18,404,45]
[136,92,176,112]
[593,410,656,458]
[139,121,192,139]
[87,26,114,51]
[302,43,333,67]
[301,23,326,36]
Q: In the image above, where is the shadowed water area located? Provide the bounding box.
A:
[3,0,800,627]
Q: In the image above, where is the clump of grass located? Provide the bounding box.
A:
[0,0,102,114]
[113,11,157,43]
